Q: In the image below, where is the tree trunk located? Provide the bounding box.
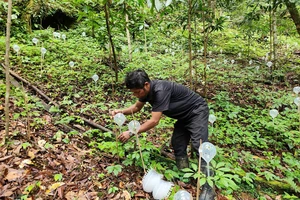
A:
[124,3,132,61]
[285,0,300,36]
[104,2,118,82]
[273,8,277,70]
[188,0,193,88]
[4,0,13,144]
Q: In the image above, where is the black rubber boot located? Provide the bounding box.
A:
[175,156,189,170]
[199,160,216,200]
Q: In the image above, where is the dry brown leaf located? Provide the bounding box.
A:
[122,190,131,200]
[275,195,282,200]
[0,130,5,139]
[65,191,77,200]
[77,190,88,200]
[38,139,46,149]
[134,193,147,198]
[112,193,121,200]
[19,159,33,169]
[45,182,65,194]
[0,185,17,197]
[4,168,27,181]
[27,150,35,159]
[57,186,65,199]
[264,195,273,200]
[12,144,22,155]
[43,115,52,123]
[67,155,75,162]
[93,181,104,189]
[119,181,125,188]
[87,192,98,199]
[0,190,13,198]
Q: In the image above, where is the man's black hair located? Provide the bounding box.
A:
[125,69,150,89]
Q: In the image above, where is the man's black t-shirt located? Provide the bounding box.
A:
[139,80,207,120]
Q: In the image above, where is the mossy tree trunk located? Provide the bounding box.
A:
[285,0,300,36]
[104,2,118,82]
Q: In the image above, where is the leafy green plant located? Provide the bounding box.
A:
[22,142,32,149]
[44,142,54,149]
[54,173,63,181]
[182,160,240,194]
[106,165,123,176]
[108,186,119,194]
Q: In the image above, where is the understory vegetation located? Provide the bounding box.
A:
[1,0,300,200]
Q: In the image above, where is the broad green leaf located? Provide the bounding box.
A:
[183,173,194,178]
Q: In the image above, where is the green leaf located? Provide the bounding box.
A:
[199,178,206,186]
[22,142,32,150]
[183,173,194,178]
[54,173,63,181]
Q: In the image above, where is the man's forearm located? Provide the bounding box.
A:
[121,105,139,115]
[137,119,159,133]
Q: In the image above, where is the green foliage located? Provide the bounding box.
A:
[54,173,63,181]
[106,165,123,176]
[182,160,240,194]
[108,186,119,194]
[2,1,300,198]
[22,142,32,149]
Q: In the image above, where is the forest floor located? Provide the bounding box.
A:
[0,73,265,200]
[0,54,299,200]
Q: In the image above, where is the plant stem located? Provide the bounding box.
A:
[196,139,202,200]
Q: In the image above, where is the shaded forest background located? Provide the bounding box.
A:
[1,0,300,200]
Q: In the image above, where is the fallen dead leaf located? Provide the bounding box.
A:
[275,195,282,200]
[19,159,33,168]
[38,139,46,149]
[119,181,125,188]
[65,191,77,200]
[43,115,52,123]
[27,150,36,159]
[4,168,28,181]
[45,182,65,195]
[0,190,14,198]
[122,190,131,200]
[0,185,18,197]
[112,192,121,200]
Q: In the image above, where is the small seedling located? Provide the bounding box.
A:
[54,173,63,181]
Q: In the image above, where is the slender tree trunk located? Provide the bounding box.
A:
[269,8,273,63]
[104,2,118,82]
[203,0,209,98]
[124,3,132,61]
[4,0,13,145]
[273,8,277,70]
[188,0,193,87]
[285,0,300,36]
[144,24,147,53]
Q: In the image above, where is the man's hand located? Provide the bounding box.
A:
[110,109,122,117]
[118,131,132,143]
